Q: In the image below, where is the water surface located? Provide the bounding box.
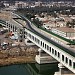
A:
[0,63,58,75]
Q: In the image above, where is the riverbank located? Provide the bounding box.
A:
[0,28,38,66]
[0,56,35,66]
[0,45,38,66]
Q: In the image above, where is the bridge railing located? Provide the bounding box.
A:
[25,26,75,57]
[26,17,75,45]
[15,14,75,57]
[33,22,75,44]
[40,27,75,45]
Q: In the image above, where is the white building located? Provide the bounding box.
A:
[51,27,75,40]
[4,3,9,7]
[35,1,42,6]
[15,2,27,9]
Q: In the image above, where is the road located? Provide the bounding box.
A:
[19,15,75,57]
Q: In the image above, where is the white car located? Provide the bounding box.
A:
[43,25,50,30]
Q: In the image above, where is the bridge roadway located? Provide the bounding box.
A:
[19,15,75,73]
[21,15,75,57]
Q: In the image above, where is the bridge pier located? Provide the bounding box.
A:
[58,63,65,75]
[54,63,75,75]
[35,48,58,64]
[54,63,65,75]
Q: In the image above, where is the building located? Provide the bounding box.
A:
[15,1,27,9]
[51,27,75,40]
[35,1,42,6]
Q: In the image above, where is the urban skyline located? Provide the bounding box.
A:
[0,0,75,75]
[1,0,75,2]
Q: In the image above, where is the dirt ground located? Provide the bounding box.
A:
[0,31,38,66]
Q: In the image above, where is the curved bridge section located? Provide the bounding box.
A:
[23,17,75,73]
[0,13,75,73]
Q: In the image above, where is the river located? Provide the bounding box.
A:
[0,63,58,75]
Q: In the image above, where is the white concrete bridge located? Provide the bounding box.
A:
[0,13,75,74]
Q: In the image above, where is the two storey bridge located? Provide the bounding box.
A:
[0,13,75,74]
[21,16,75,74]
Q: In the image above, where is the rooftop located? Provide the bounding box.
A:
[55,27,75,33]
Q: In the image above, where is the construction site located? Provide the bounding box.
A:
[0,25,38,66]
[0,10,39,66]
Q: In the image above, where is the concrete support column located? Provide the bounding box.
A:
[12,25,14,32]
[5,22,7,28]
[10,24,11,32]
[35,48,57,64]
[17,28,20,42]
[15,26,16,32]
[21,29,24,41]
[10,24,13,32]
[38,48,42,57]
[8,24,10,32]
[23,27,25,40]
[58,63,65,75]
[54,63,74,75]
[13,25,14,32]
[13,26,15,32]
[6,21,8,28]
[59,67,62,75]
